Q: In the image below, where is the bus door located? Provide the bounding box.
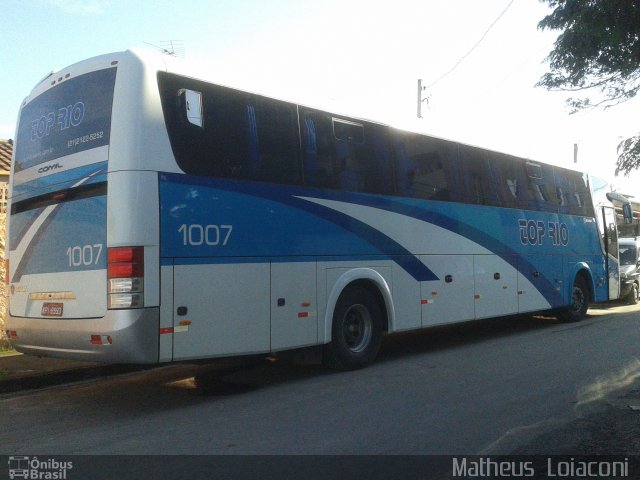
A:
[602,205,620,301]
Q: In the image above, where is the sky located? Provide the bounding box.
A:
[1,0,639,196]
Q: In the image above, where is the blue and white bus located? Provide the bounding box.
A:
[5,49,629,369]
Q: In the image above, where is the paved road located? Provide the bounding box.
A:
[1,304,639,456]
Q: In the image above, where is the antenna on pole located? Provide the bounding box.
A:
[417,79,429,118]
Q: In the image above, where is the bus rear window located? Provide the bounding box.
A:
[13,67,117,175]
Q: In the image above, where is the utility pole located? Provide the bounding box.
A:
[417,79,428,119]
[574,143,578,164]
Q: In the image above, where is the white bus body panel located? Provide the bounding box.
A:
[172,262,271,361]
[108,50,181,175]
[159,264,174,363]
[271,260,318,351]
[420,255,475,326]
[473,255,519,319]
[517,255,561,313]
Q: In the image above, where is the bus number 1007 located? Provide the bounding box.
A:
[178,224,233,246]
[66,244,103,267]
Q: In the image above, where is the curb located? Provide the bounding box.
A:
[0,362,144,395]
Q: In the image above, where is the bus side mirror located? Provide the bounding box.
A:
[623,203,633,224]
[177,89,204,128]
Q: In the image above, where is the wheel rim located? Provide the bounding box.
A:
[571,285,586,312]
[341,304,373,353]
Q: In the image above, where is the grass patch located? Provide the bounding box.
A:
[0,337,15,356]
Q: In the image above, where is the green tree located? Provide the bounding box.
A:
[537,0,640,175]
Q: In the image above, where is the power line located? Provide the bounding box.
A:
[424,0,516,90]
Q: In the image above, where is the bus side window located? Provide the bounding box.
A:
[202,87,248,179]
[367,126,394,195]
[524,161,556,212]
[333,118,365,192]
[393,136,416,197]
[554,167,594,217]
[250,99,301,185]
[334,120,394,195]
[177,89,204,128]
[161,76,251,178]
[302,112,339,189]
[459,146,501,207]
[394,135,459,202]
[301,112,394,194]
[491,153,522,209]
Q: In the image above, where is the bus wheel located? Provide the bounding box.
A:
[558,275,589,322]
[324,285,383,370]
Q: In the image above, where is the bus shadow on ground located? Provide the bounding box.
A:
[187,313,564,397]
[380,300,640,364]
[168,304,636,398]
[378,312,561,362]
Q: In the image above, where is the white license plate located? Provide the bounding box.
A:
[41,302,64,317]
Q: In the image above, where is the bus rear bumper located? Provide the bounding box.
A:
[5,308,160,364]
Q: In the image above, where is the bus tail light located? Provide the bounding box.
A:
[107,246,144,309]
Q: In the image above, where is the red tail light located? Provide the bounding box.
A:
[108,247,144,278]
[107,246,144,309]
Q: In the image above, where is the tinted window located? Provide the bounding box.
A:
[301,109,393,194]
[490,153,527,209]
[14,67,117,174]
[394,134,460,202]
[522,161,556,212]
[485,154,555,211]
[159,72,596,217]
[459,146,502,206]
[158,72,301,184]
[554,167,594,216]
[251,99,301,184]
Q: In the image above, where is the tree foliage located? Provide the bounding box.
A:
[537,0,640,175]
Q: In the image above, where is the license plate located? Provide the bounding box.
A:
[41,302,64,317]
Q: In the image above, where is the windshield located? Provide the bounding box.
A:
[620,244,637,266]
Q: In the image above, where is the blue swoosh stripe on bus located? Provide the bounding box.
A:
[11,165,108,283]
[353,195,562,302]
[158,173,561,303]
[159,173,438,282]
[285,195,439,281]
[11,161,108,201]
[306,191,561,304]
[10,166,107,249]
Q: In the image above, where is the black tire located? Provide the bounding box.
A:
[323,285,383,370]
[627,283,639,305]
[558,275,589,322]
